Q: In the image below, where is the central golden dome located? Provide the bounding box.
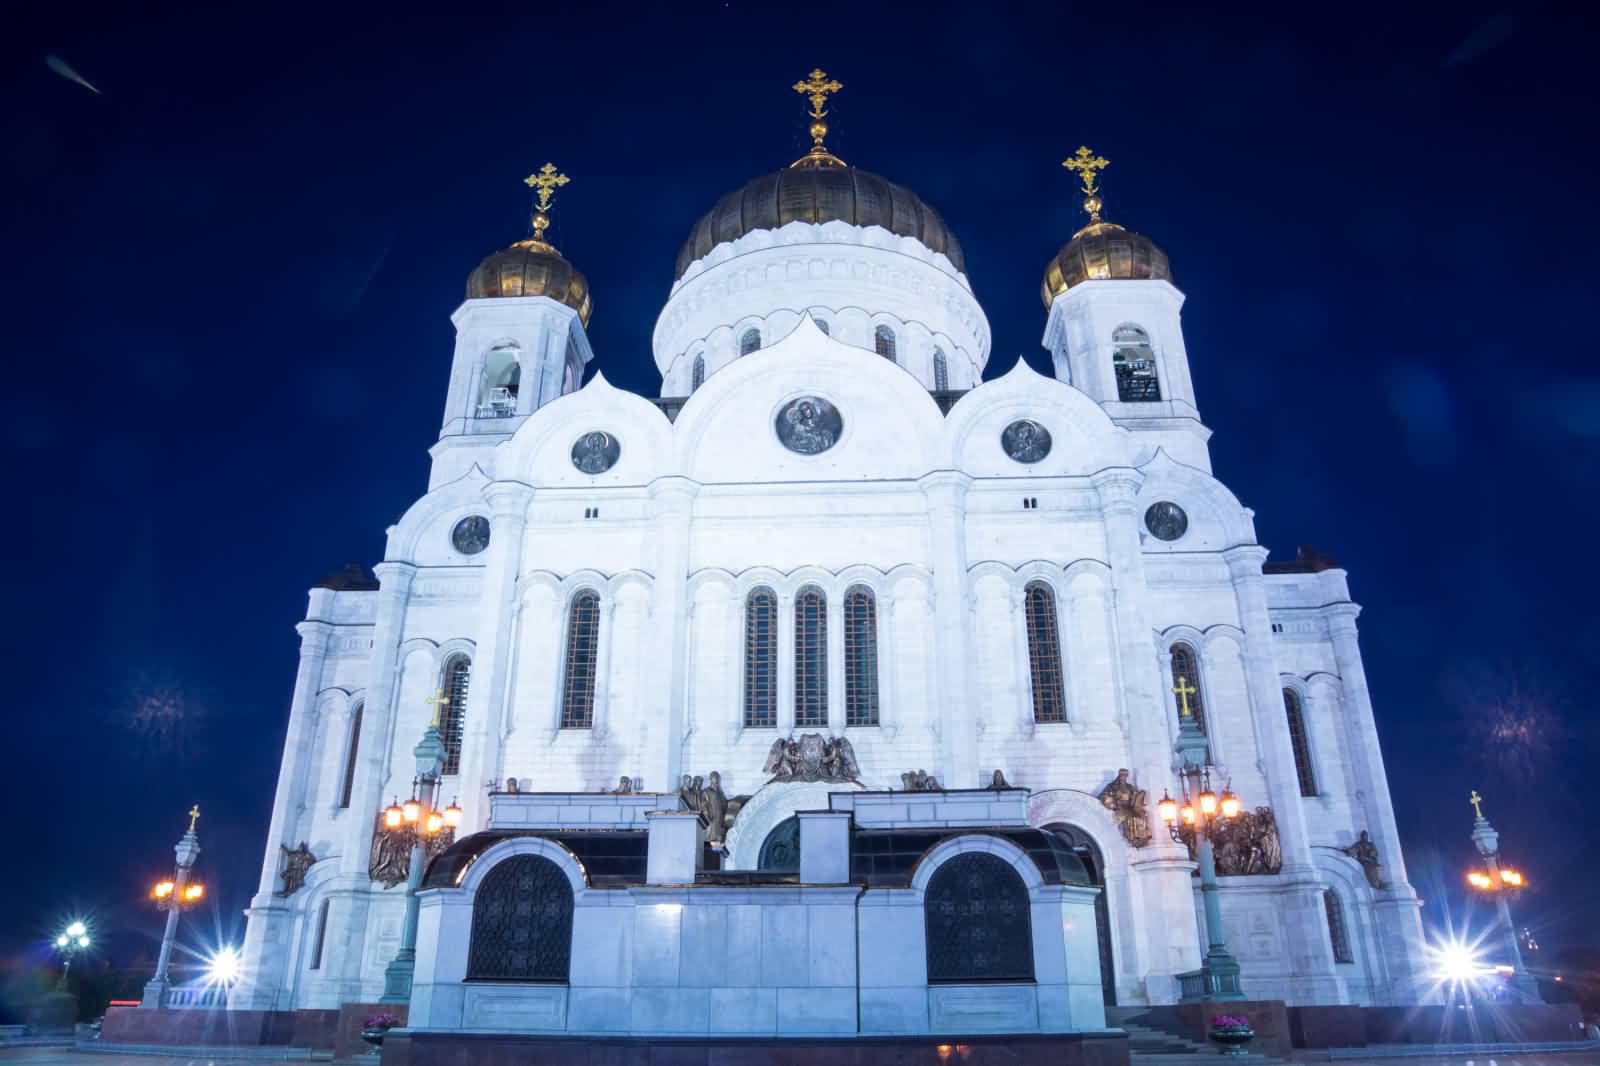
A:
[674,164,966,280]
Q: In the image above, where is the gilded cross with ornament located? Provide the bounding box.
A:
[424,687,451,728]
[1470,789,1484,819]
[523,162,570,243]
[187,805,201,833]
[1173,676,1198,719]
[1063,145,1110,224]
[792,68,845,164]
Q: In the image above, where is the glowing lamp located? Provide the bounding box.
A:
[66,921,86,938]
[56,935,67,947]
[153,880,176,900]
[77,936,90,948]
[1199,790,1218,816]
[1158,791,1178,823]
[1181,804,1196,825]
[1500,869,1524,887]
[443,800,463,828]
[384,799,404,829]
[403,796,421,823]
[184,883,205,903]
[425,808,444,834]
[1219,790,1240,819]
[1467,871,1492,889]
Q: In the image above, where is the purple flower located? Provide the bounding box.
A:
[364,1013,401,1030]
[1211,1014,1251,1028]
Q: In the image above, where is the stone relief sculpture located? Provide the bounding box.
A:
[763,733,861,783]
[1097,768,1153,848]
[775,396,842,455]
[987,769,1012,789]
[901,769,942,791]
[570,430,621,474]
[1001,419,1053,463]
[1343,830,1385,889]
[1179,806,1283,876]
[610,775,635,794]
[367,813,456,889]
[275,842,316,897]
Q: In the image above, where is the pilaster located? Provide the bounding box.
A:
[919,471,976,787]
[642,477,699,790]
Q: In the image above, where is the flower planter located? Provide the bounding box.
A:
[1208,1023,1255,1057]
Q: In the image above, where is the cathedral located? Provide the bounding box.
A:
[231,71,1430,1044]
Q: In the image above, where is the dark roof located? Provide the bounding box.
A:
[1263,545,1341,574]
[850,827,1092,888]
[312,563,379,591]
[422,829,649,889]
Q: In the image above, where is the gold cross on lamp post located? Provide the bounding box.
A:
[522,162,570,244]
[187,805,201,833]
[1173,675,1198,719]
[424,688,450,728]
[1063,145,1111,224]
[1470,789,1484,819]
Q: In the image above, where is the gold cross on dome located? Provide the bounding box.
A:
[523,162,570,242]
[425,687,451,728]
[1173,676,1197,719]
[1470,790,1484,819]
[1063,145,1110,195]
[188,805,201,832]
[793,68,843,119]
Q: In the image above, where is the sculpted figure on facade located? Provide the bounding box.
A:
[1343,829,1385,889]
[763,733,861,783]
[1181,806,1283,876]
[1097,768,1152,848]
[367,813,456,889]
[611,775,635,794]
[988,769,1012,789]
[901,769,942,791]
[276,842,316,897]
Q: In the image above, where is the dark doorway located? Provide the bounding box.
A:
[758,815,800,871]
[1047,823,1116,1006]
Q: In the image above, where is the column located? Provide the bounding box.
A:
[919,472,976,787]
[641,478,698,791]
[1223,546,1342,1000]
[456,482,532,831]
[232,616,331,1010]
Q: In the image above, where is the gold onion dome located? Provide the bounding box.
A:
[466,163,593,326]
[1041,146,1171,307]
[674,69,965,280]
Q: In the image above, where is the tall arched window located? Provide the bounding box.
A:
[560,591,601,729]
[338,702,363,808]
[478,344,521,417]
[812,317,830,335]
[740,328,762,356]
[1323,889,1354,963]
[925,852,1034,983]
[874,324,897,361]
[794,586,828,727]
[1169,643,1207,735]
[1024,582,1066,724]
[691,354,705,391]
[1112,325,1161,402]
[843,586,879,727]
[1284,688,1317,796]
[439,657,471,775]
[467,855,574,982]
[933,347,949,391]
[308,898,331,970]
[744,588,778,728]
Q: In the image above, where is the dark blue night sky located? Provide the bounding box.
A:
[3,4,1595,979]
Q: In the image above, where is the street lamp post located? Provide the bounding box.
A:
[141,806,206,1008]
[379,689,462,1004]
[52,921,92,993]
[1465,790,1539,1003]
[1159,677,1247,1001]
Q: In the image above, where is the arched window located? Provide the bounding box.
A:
[690,354,705,391]
[1284,688,1317,796]
[843,586,879,727]
[813,317,830,336]
[874,324,897,361]
[560,591,601,729]
[1169,643,1207,735]
[1024,582,1066,724]
[758,815,800,871]
[439,657,471,775]
[1323,889,1354,964]
[466,855,574,982]
[933,347,949,391]
[794,586,828,727]
[743,588,778,729]
[478,345,521,417]
[308,898,331,970]
[338,702,363,808]
[925,852,1034,983]
[1112,325,1161,402]
[740,328,762,356]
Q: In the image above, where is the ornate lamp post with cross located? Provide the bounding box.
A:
[141,806,206,1007]
[379,689,463,1003]
[1465,790,1540,1002]
[1158,677,1248,1001]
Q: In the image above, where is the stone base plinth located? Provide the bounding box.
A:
[382,1029,1129,1066]
[98,1006,338,1049]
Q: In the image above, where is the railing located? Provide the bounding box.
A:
[161,984,228,1009]
[474,404,518,419]
[1176,966,1243,1001]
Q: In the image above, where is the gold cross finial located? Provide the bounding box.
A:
[791,68,846,167]
[425,687,451,728]
[188,805,201,833]
[522,162,570,243]
[1063,145,1111,224]
[1173,676,1197,719]
[1470,790,1484,819]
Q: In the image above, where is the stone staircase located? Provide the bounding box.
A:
[1108,1008,1292,1065]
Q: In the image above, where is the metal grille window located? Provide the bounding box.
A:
[338,703,363,808]
[794,586,828,727]
[691,354,705,391]
[439,657,471,775]
[874,324,897,361]
[1112,325,1161,402]
[740,328,761,356]
[924,852,1034,983]
[466,855,574,982]
[1323,889,1354,963]
[1284,688,1317,796]
[843,586,879,727]
[744,588,778,728]
[1024,582,1066,724]
[308,899,330,970]
[560,591,601,729]
[758,815,800,871]
[933,347,949,390]
[1170,643,1207,734]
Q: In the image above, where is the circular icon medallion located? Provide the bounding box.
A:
[775,396,842,456]
[1001,419,1053,463]
[451,515,491,555]
[1144,501,1189,542]
[571,430,621,474]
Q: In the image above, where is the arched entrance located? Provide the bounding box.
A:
[1047,823,1116,1006]
[758,815,800,871]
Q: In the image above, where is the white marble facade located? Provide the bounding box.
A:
[232,184,1431,1026]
